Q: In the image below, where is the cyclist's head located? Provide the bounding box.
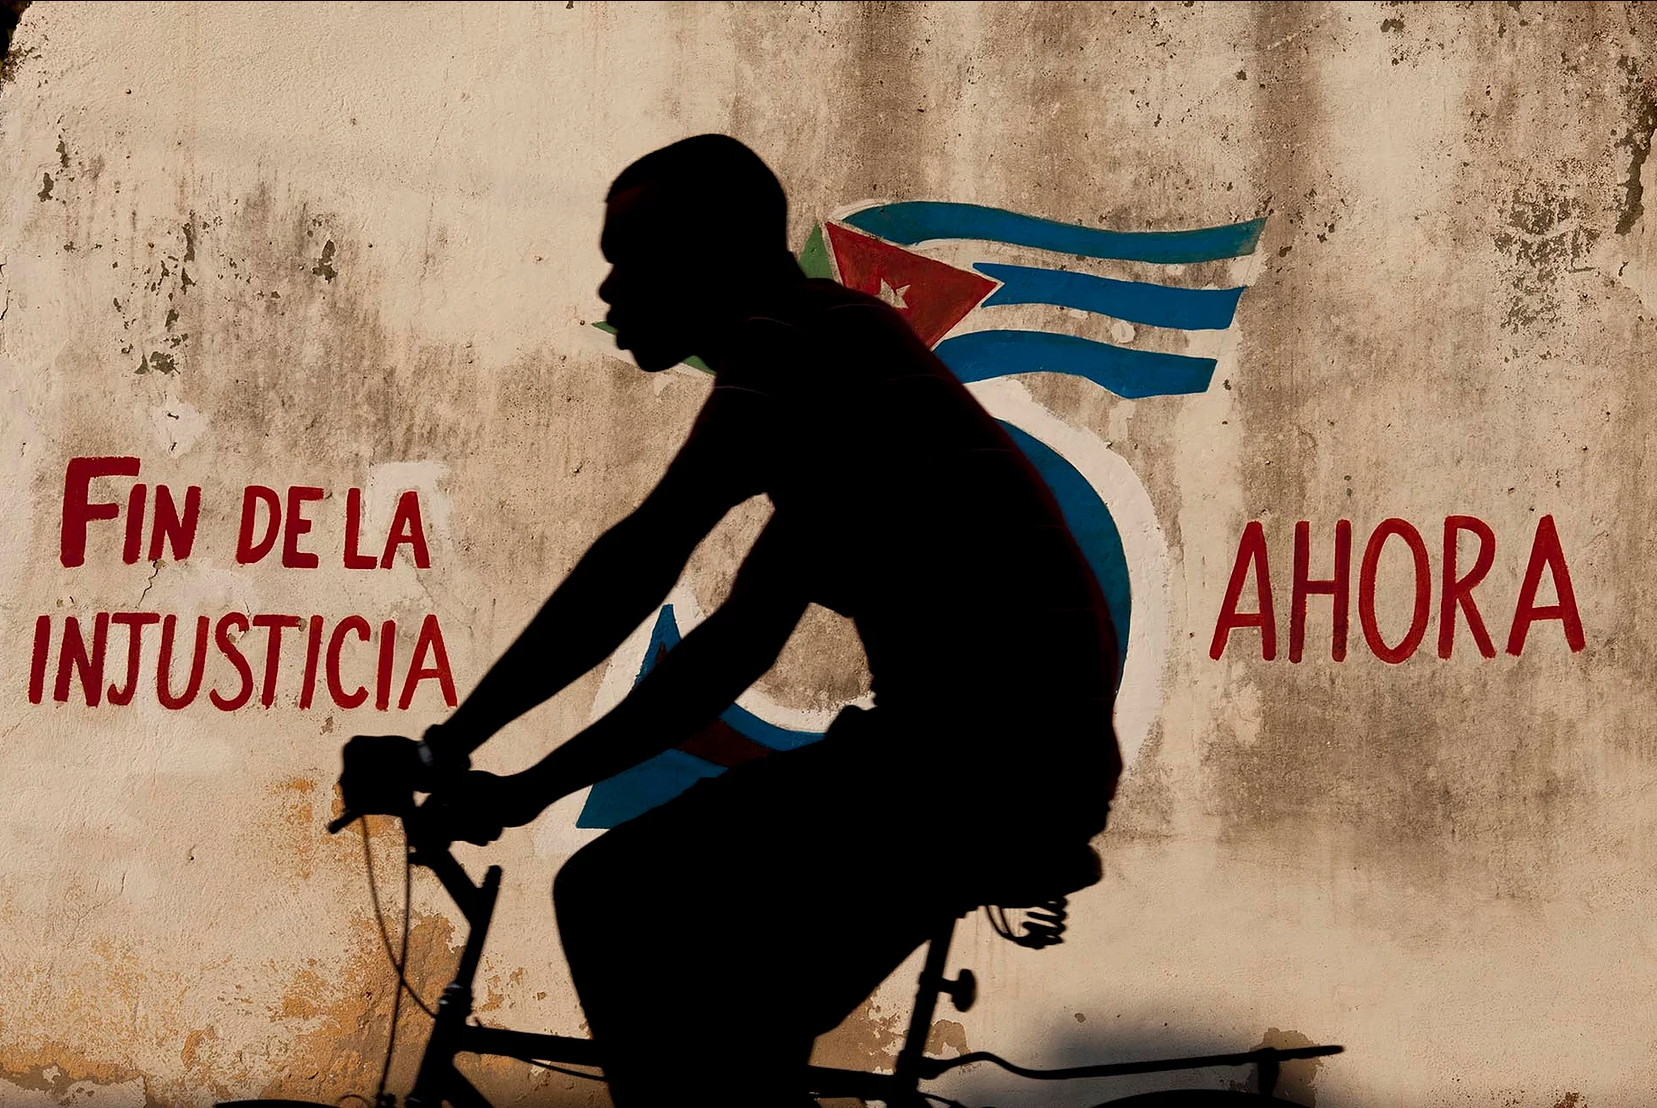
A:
[609,135,787,253]
[598,135,799,372]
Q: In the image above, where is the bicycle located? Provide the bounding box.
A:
[219,796,1341,1108]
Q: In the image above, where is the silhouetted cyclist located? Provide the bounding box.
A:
[341,134,1122,1108]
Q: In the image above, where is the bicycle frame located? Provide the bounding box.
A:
[399,831,929,1107]
[393,820,1341,1108]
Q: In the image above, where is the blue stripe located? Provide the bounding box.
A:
[936,330,1215,399]
[633,603,683,679]
[718,704,824,751]
[841,202,1264,263]
[575,747,725,828]
[976,263,1244,331]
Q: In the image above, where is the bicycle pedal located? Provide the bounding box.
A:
[942,968,976,1013]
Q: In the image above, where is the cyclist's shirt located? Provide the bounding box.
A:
[660,280,1122,839]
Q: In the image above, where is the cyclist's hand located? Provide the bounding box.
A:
[338,734,427,818]
[427,770,542,846]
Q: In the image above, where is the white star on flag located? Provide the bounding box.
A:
[877,276,910,309]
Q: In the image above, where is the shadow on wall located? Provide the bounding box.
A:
[930,1023,1334,1107]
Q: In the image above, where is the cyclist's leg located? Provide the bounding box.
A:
[553,738,952,1107]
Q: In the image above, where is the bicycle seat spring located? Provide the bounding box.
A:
[986,897,1069,949]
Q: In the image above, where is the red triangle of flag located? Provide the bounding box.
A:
[825,222,997,349]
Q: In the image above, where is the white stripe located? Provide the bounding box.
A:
[941,302,1231,361]
[907,236,1258,290]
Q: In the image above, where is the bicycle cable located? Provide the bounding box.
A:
[358,817,442,1107]
[359,819,438,1018]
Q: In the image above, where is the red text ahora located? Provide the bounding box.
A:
[1209,515,1584,663]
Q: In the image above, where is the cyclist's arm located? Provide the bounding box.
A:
[509,515,810,813]
[430,391,766,764]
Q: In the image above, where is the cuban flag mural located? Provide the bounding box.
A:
[570,202,1264,832]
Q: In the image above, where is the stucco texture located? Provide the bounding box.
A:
[0,2,1652,1106]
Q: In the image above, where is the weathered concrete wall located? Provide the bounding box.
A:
[1,2,1652,1105]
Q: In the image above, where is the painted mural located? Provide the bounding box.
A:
[578,201,1262,828]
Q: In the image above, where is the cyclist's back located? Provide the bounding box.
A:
[700,277,1122,842]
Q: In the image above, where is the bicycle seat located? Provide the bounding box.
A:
[977,841,1102,909]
